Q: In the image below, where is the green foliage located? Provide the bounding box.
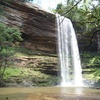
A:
[55,3,64,14]
[81,52,100,81]
[81,52,100,66]
[54,0,100,52]
[93,68,100,77]
[54,0,100,34]
[0,23,21,57]
[89,56,100,66]
[0,47,15,57]
[83,0,91,10]
[0,23,23,86]
[1,67,21,79]
[0,23,23,46]
[0,22,23,57]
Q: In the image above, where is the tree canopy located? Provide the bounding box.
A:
[0,23,23,49]
[54,0,100,52]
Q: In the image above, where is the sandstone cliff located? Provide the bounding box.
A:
[0,1,57,53]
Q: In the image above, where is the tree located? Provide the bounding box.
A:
[0,23,23,86]
[54,0,100,52]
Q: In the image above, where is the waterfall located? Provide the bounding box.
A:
[56,14,83,86]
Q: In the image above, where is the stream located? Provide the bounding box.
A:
[0,87,100,100]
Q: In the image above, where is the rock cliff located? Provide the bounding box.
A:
[0,1,57,53]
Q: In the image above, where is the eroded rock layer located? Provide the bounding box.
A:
[0,1,57,53]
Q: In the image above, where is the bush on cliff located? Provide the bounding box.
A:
[0,23,23,87]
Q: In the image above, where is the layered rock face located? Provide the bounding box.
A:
[0,1,57,53]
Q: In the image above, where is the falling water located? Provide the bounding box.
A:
[56,14,83,86]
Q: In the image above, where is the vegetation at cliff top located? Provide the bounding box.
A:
[54,0,100,52]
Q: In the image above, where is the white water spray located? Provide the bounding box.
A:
[56,14,83,86]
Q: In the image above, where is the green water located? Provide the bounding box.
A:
[0,87,100,100]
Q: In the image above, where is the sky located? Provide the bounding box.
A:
[32,0,66,12]
[32,0,99,12]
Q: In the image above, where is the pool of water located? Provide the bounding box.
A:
[0,87,100,100]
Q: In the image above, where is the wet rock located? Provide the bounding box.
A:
[20,80,33,87]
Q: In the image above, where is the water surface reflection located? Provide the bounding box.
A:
[0,87,100,100]
[58,87,83,100]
